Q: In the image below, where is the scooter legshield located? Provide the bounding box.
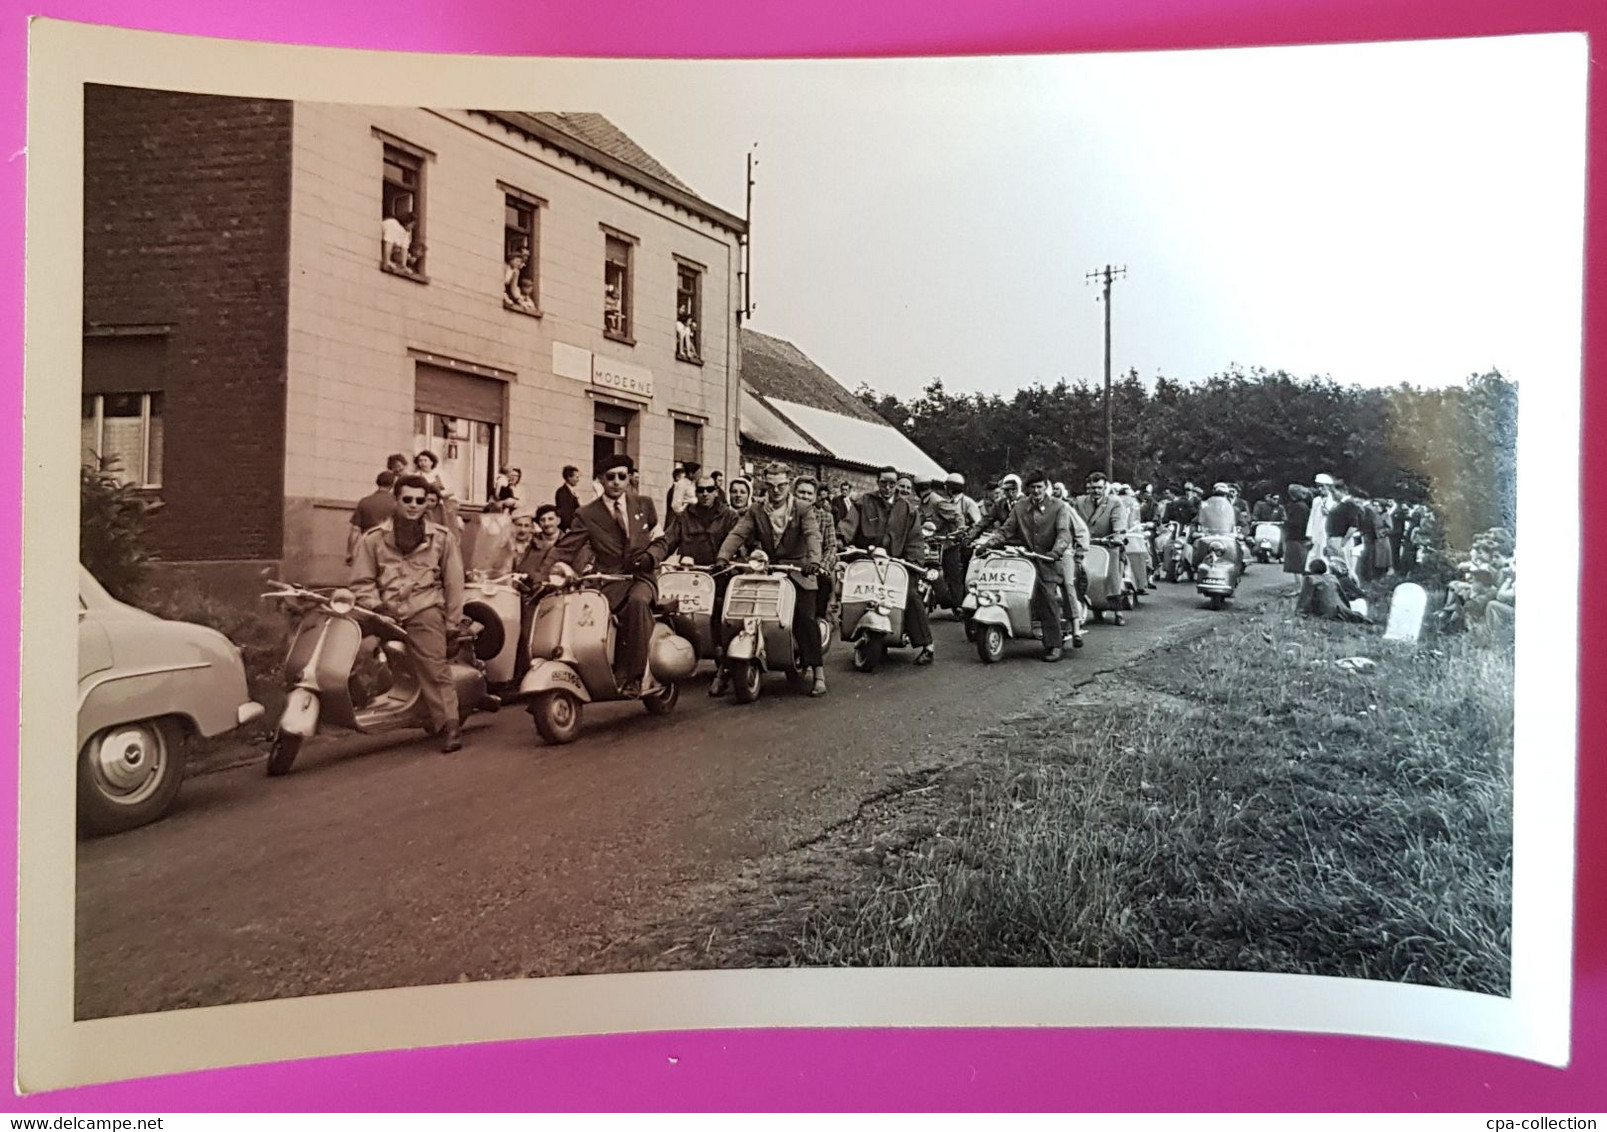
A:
[725,621,763,664]
[519,660,593,702]
[969,605,1014,636]
[280,686,321,738]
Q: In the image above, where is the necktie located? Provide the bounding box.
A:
[615,498,629,536]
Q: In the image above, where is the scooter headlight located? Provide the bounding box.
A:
[328,588,356,616]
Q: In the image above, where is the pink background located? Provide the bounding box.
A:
[3,0,1600,1112]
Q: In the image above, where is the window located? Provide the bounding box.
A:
[413,362,506,505]
[673,419,702,468]
[502,190,539,314]
[593,402,635,474]
[604,233,634,341]
[381,142,427,277]
[676,262,703,364]
[412,413,498,506]
[82,392,163,488]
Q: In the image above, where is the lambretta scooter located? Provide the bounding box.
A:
[1195,531,1243,609]
[261,579,499,776]
[921,525,968,616]
[1155,521,1190,583]
[960,546,1064,663]
[1253,521,1284,564]
[837,547,931,672]
[519,564,697,744]
[719,550,833,703]
[1125,521,1154,597]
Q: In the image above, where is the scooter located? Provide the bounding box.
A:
[1124,522,1154,598]
[961,546,1064,663]
[1195,532,1243,609]
[261,579,499,776]
[462,570,523,692]
[519,564,697,744]
[656,557,725,663]
[1155,521,1191,583]
[719,551,833,703]
[1253,522,1284,564]
[921,526,968,616]
[837,547,930,672]
[1084,537,1135,625]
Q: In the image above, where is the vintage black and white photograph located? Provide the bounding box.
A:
[21,21,1582,1087]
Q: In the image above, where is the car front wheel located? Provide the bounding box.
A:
[78,717,187,836]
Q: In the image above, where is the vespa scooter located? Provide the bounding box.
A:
[656,557,724,665]
[1084,537,1135,625]
[960,546,1063,663]
[519,565,697,745]
[837,547,931,672]
[718,551,833,703]
[261,580,499,776]
[462,570,523,693]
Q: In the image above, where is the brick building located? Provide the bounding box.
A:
[737,328,946,492]
[83,86,745,585]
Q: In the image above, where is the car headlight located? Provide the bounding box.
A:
[328,588,356,615]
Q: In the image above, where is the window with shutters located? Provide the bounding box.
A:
[412,364,505,505]
[82,393,163,488]
[673,419,702,468]
[82,332,166,488]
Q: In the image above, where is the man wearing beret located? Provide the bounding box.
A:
[556,453,669,698]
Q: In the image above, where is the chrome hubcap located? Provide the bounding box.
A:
[90,724,165,803]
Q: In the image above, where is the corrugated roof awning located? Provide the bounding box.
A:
[765,397,948,479]
[740,388,826,457]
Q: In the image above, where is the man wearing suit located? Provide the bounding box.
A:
[555,464,584,531]
[717,463,828,697]
[840,465,934,665]
[555,453,669,698]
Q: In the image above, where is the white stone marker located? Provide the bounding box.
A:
[1384,582,1427,643]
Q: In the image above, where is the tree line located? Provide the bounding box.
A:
[855,366,1517,552]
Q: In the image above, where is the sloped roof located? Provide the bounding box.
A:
[475,110,744,235]
[740,387,826,457]
[739,329,888,425]
[765,397,947,480]
[526,112,694,193]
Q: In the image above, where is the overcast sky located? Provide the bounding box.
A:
[514,34,1586,401]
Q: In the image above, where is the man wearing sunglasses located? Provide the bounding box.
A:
[555,453,669,699]
[349,472,469,752]
[839,465,935,665]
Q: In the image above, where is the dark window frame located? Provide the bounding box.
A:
[375,129,434,282]
[674,256,704,366]
[500,182,545,318]
[602,225,638,345]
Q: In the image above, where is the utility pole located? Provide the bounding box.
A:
[738,145,757,324]
[1085,264,1127,479]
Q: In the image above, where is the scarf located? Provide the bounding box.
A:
[393,516,427,556]
[763,497,794,543]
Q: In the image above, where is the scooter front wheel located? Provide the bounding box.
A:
[976,623,1006,664]
[731,660,763,704]
[852,634,887,672]
[532,691,584,744]
[643,681,679,716]
[1207,594,1226,610]
[265,730,303,777]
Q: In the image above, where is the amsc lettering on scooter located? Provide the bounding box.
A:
[973,568,1028,588]
[845,580,901,605]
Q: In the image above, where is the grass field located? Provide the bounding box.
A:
[782,591,1513,993]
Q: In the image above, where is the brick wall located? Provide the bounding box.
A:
[83,85,292,561]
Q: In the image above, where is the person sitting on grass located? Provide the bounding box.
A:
[1296,558,1373,624]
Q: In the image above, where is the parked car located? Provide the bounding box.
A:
[77,566,264,835]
